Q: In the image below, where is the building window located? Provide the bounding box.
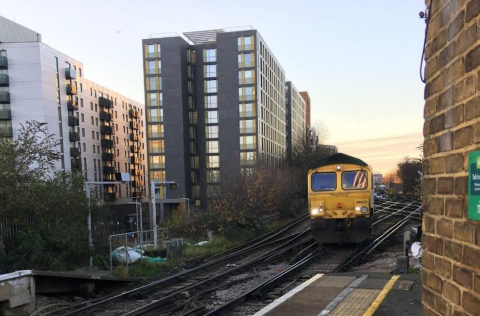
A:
[240,119,256,133]
[148,108,163,122]
[240,136,256,149]
[207,170,220,183]
[148,124,164,138]
[239,87,255,101]
[204,65,217,78]
[205,111,218,124]
[204,80,218,93]
[149,155,165,169]
[239,70,254,84]
[146,60,161,74]
[204,48,216,62]
[206,125,219,138]
[238,53,255,68]
[146,44,161,58]
[240,152,256,165]
[206,141,219,153]
[149,140,165,153]
[238,36,254,51]
[205,95,218,108]
[147,93,163,106]
[206,155,220,168]
[147,76,162,90]
[239,103,255,117]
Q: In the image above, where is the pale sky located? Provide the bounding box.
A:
[1,0,425,174]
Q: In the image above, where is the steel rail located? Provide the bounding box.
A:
[63,217,309,316]
[123,232,315,315]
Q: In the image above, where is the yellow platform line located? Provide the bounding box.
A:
[363,275,400,316]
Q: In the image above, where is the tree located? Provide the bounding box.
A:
[396,157,422,195]
[0,121,110,270]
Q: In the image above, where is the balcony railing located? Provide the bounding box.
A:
[69,131,80,141]
[0,126,13,137]
[99,97,112,108]
[68,116,79,127]
[130,156,140,164]
[67,98,78,111]
[130,121,139,130]
[0,56,7,69]
[129,109,140,118]
[66,84,77,95]
[65,68,76,80]
[71,159,82,171]
[103,166,116,174]
[0,74,9,87]
[101,139,114,148]
[131,168,140,176]
[130,145,140,153]
[100,111,112,121]
[102,152,114,161]
[0,91,10,104]
[0,109,11,120]
[70,147,81,157]
[100,125,113,134]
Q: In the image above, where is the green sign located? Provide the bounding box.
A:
[468,151,480,221]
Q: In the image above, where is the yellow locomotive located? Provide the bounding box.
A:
[308,153,374,244]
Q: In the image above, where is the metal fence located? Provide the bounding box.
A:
[109,228,169,271]
[0,218,37,253]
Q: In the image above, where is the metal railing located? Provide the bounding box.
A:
[109,228,169,272]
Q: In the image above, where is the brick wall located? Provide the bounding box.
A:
[423,0,480,315]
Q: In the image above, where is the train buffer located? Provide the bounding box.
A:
[253,272,421,316]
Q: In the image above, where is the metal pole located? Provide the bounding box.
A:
[86,182,93,269]
[139,203,144,247]
[151,181,158,250]
[187,199,190,216]
[109,235,113,273]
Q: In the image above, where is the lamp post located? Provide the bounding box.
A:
[180,198,190,215]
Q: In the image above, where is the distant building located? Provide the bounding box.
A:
[373,173,383,185]
[286,82,306,161]
[299,91,311,129]
[0,16,147,226]
[142,27,307,210]
[319,144,338,156]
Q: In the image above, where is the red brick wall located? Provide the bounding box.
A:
[423,0,480,314]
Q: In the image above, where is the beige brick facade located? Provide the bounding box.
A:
[423,0,480,315]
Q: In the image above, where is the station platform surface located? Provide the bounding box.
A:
[254,272,421,316]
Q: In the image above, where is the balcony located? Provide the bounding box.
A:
[70,147,81,157]
[103,166,116,174]
[105,192,116,201]
[69,131,80,141]
[101,139,114,148]
[130,156,140,164]
[129,109,139,118]
[130,121,139,130]
[0,91,10,104]
[71,159,82,172]
[132,191,143,199]
[66,84,77,95]
[130,145,140,153]
[102,152,114,161]
[131,168,140,176]
[68,116,79,127]
[67,99,78,111]
[0,126,12,137]
[100,111,112,121]
[0,74,9,87]
[100,125,113,134]
[0,109,11,120]
[65,68,76,80]
[0,56,7,69]
[99,97,112,108]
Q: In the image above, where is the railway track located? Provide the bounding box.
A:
[58,214,310,316]
[54,196,421,316]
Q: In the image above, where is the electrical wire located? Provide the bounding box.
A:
[420,1,434,83]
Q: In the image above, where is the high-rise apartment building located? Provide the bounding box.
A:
[300,91,311,129]
[286,81,306,160]
[143,27,307,210]
[0,16,147,223]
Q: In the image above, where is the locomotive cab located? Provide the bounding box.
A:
[308,153,374,244]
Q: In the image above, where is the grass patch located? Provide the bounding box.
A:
[183,236,241,260]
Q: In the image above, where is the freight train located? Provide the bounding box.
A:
[308,153,374,244]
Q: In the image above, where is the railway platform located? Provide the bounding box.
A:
[253,272,421,316]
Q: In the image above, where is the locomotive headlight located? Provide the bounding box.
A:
[319,208,324,212]
[355,206,361,211]
[311,208,319,215]
[361,206,368,214]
